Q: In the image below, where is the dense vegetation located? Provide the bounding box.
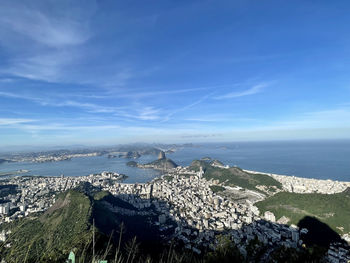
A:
[0,183,192,262]
[0,186,94,262]
[190,160,282,193]
[209,185,225,193]
[256,188,350,235]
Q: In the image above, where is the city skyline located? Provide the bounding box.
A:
[1,0,350,147]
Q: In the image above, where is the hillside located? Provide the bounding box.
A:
[190,160,282,193]
[255,188,350,236]
[0,185,94,262]
[0,183,164,262]
[114,146,162,156]
[146,158,178,169]
[126,160,138,167]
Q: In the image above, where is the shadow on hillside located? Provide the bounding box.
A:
[93,193,176,257]
[90,189,350,262]
[2,180,349,263]
[297,216,346,248]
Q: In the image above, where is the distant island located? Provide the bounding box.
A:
[0,159,10,164]
[126,150,178,170]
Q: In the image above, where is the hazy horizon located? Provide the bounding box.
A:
[2,138,350,154]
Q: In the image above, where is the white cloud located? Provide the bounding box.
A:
[214,83,266,99]
[0,2,91,48]
[0,118,35,125]
[0,90,163,121]
[0,1,93,82]
[184,116,257,122]
[137,107,160,120]
[113,87,210,99]
[3,52,77,82]
[164,93,213,121]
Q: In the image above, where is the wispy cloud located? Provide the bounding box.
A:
[164,93,214,121]
[0,91,44,103]
[112,87,211,99]
[0,2,91,48]
[0,91,116,112]
[214,83,267,100]
[0,118,35,125]
[0,1,93,82]
[0,90,163,121]
[136,107,160,120]
[3,52,77,82]
[184,116,257,122]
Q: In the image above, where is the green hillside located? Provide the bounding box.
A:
[0,184,99,262]
[190,160,282,193]
[255,188,350,235]
[0,183,170,263]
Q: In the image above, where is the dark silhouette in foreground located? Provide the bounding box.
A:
[0,183,348,263]
[298,216,346,248]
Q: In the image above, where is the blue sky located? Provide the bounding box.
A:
[1,0,350,147]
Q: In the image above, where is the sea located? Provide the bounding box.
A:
[0,140,350,183]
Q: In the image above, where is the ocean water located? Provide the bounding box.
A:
[168,140,350,181]
[0,140,349,182]
[0,155,161,183]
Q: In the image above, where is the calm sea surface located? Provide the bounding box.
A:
[0,140,349,182]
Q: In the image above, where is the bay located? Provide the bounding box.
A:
[0,140,349,182]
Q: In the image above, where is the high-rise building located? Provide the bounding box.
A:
[19,203,26,212]
[0,203,10,215]
[264,211,276,222]
[198,166,204,178]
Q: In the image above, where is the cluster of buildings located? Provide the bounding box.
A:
[7,152,101,163]
[90,167,309,257]
[245,169,350,194]
[270,174,350,194]
[0,171,125,226]
[0,164,349,262]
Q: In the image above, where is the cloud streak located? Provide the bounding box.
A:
[214,83,267,100]
[0,90,163,122]
[0,2,91,48]
[0,1,93,82]
[0,118,35,125]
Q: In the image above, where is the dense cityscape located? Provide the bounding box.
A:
[1,151,349,262]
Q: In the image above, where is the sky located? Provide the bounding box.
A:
[1,0,350,147]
